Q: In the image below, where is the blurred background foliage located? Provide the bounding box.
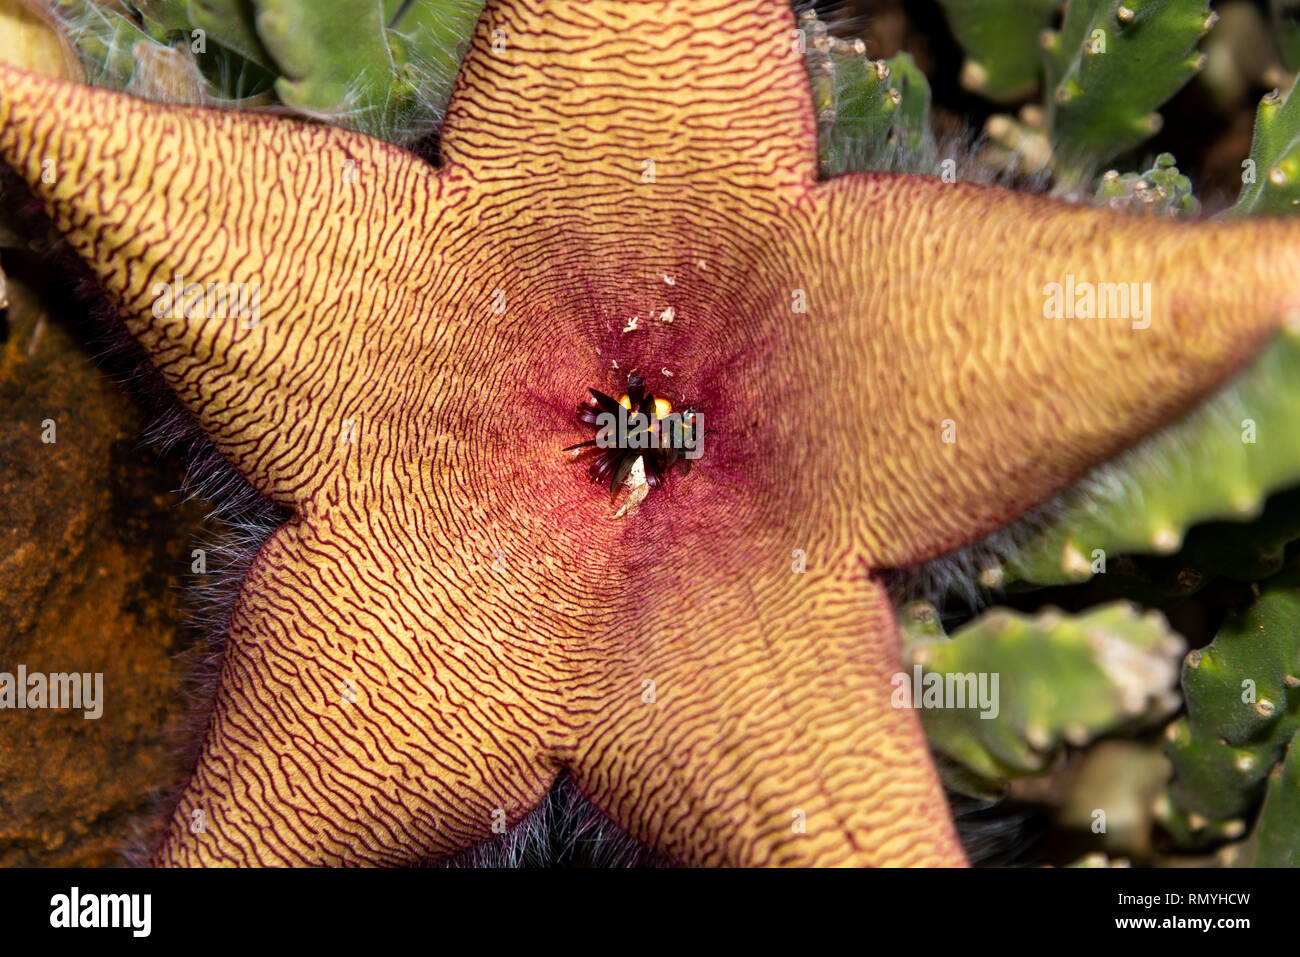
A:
[1,0,1299,866]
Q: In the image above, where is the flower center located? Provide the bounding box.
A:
[562,371,703,498]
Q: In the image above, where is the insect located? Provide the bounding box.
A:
[563,371,701,494]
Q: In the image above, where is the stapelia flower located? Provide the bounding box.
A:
[0,0,1298,866]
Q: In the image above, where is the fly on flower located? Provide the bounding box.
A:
[563,371,703,495]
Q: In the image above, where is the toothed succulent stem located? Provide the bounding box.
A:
[1043,0,1215,192]
[1155,565,1300,852]
[1234,75,1300,217]
[800,9,933,176]
[1094,153,1200,217]
[900,601,1184,797]
[992,331,1300,588]
[1247,738,1300,865]
[937,0,1058,102]
[45,0,484,144]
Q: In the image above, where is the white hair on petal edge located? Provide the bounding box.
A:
[437,775,672,868]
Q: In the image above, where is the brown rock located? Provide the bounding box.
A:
[0,255,212,866]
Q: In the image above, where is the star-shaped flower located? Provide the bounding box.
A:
[2,0,1298,867]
